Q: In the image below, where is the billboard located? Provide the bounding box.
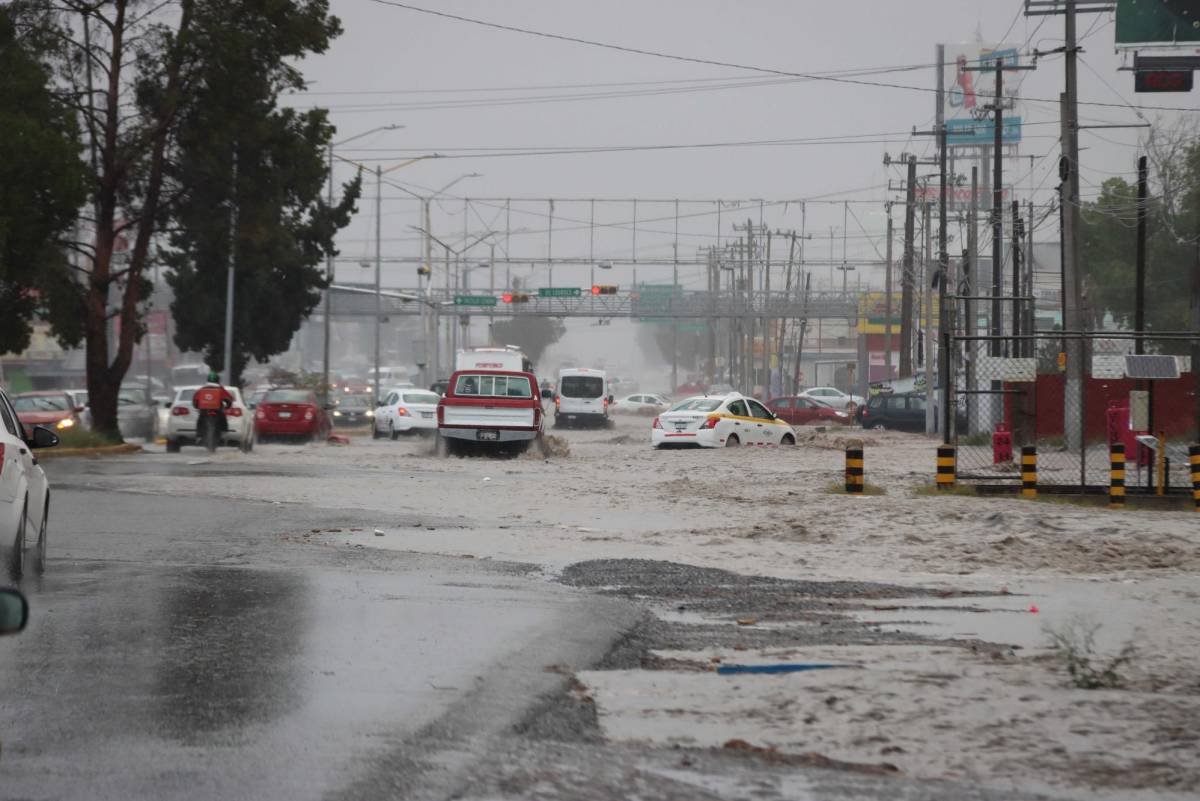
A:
[942,44,1023,147]
[1115,0,1200,45]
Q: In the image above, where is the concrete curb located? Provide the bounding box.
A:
[39,443,144,459]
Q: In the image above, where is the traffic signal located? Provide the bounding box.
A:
[502,293,513,303]
[502,292,530,303]
[591,284,618,295]
[417,265,431,277]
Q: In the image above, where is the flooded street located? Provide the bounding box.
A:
[3,420,1197,799]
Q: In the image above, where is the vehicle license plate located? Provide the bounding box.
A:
[477,429,500,441]
[674,422,687,431]
[421,412,433,419]
[278,411,292,419]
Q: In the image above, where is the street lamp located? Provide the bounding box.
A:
[322,124,404,402]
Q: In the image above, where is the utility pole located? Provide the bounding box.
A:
[1135,155,1148,355]
[1012,200,1022,357]
[884,206,894,381]
[990,58,1004,360]
[966,166,979,434]
[900,156,917,378]
[1025,198,1035,357]
[222,151,237,387]
[1063,1,1085,454]
[923,201,934,433]
[322,143,333,402]
[936,43,950,440]
[373,164,382,405]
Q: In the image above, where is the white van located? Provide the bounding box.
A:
[554,367,611,428]
[455,346,533,374]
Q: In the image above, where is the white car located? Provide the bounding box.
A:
[800,386,865,410]
[0,387,56,577]
[615,394,670,415]
[374,387,441,439]
[164,385,254,452]
[652,393,796,448]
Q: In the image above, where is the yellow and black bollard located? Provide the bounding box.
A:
[1109,442,1125,509]
[1020,446,1037,499]
[845,443,864,494]
[1191,444,1199,512]
[936,446,956,490]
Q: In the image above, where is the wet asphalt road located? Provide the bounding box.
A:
[0,456,635,801]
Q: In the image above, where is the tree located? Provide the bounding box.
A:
[163,2,360,384]
[489,317,566,367]
[0,9,86,354]
[21,0,347,440]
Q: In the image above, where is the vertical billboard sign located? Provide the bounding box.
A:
[942,44,1023,147]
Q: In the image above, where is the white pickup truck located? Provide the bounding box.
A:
[437,370,544,455]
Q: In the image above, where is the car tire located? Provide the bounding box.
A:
[34,501,48,575]
[436,435,455,458]
[389,423,399,441]
[872,423,886,431]
[781,434,795,446]
[372,424,383,440]
[241,432,254,453]
[166,438,181,453]
[9,497,27,580]
[725,434,740,448]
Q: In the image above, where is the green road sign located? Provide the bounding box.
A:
[538,287,582,298]
[454,295,497,307]
[1116,0,1200,45]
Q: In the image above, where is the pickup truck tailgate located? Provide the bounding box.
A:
[442,404,535,428]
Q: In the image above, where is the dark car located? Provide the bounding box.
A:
[860,392,928,432]
[332,392,375,428]
[767,396,853,426]
[253,388,332,443]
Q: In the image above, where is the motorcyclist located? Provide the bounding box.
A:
[192,370,234,446]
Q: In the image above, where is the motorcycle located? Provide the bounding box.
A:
[195,409,226,453]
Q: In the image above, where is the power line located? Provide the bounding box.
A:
[364,0,1200,114]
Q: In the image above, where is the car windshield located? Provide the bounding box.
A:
[13,395,69,412]
[402,391,440,405]
[265,389,312,403]
[669,398,723,412]
[559,375,604,397]
[454,374,532,398]
[118,389,148,405]
[339,394,372,407]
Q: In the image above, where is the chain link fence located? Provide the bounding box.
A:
[950,331,1198,490]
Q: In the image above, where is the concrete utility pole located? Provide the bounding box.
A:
[1062,0,1085,454]
[884,206,894,382]
[923,201,934,433]
[222,152,237,387]
[936,43,950,439]
[990,58,1004,360]
[1012,200,1022,358]
[1135,155,1148,355]
[966,166,979,433]
[900,156,917,378]
[373,164,382,405]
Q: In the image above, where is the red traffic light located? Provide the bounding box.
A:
[591,285,617,296]
[591,285,601,295]
[502,293,513,303]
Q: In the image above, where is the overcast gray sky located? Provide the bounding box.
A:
[288,0,1187,293]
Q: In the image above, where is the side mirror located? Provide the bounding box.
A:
[163,400,173,408]
[608,395,615,404]
[29,426,60,450]
[248,402,257,410]
[74,405,86,413]
[0,589,28,636]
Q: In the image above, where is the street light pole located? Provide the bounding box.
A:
[321,123,403,403]
[222,151,237,387]
[374,165,383,405]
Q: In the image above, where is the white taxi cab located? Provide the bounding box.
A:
[651,393,796,448]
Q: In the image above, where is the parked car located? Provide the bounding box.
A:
[798,386,865,411]
[253,388,331,444]
[374,388,440,439]
[0,587,28,634]
[331,392,375,428]
[165,385,255,452]
[652,393,796,448]
[860,391,927,432]
[766,396,853,426]
[615,394,670,415]
[0,387,58,577]
[116,386,159,441]
[437,370,544,456]
[12,391,82,436]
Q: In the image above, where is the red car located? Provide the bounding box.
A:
[253,388,332,443]
[12,391,83,436]
[766,396,853,426]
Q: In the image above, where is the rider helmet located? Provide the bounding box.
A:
[207,370,220,383]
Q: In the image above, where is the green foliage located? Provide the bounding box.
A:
[1079,133,1200,349]
[0,9,86,354]
[57,428,123,449]
[165,0,359,384]
[489,317,567,367]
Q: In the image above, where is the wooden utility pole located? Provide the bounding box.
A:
[900,156,917,378]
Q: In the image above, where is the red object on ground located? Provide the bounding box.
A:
[992,423,1012,464]
[1106,401,1151,467]
[327,434,350,445]
[1029,605,1039,614]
